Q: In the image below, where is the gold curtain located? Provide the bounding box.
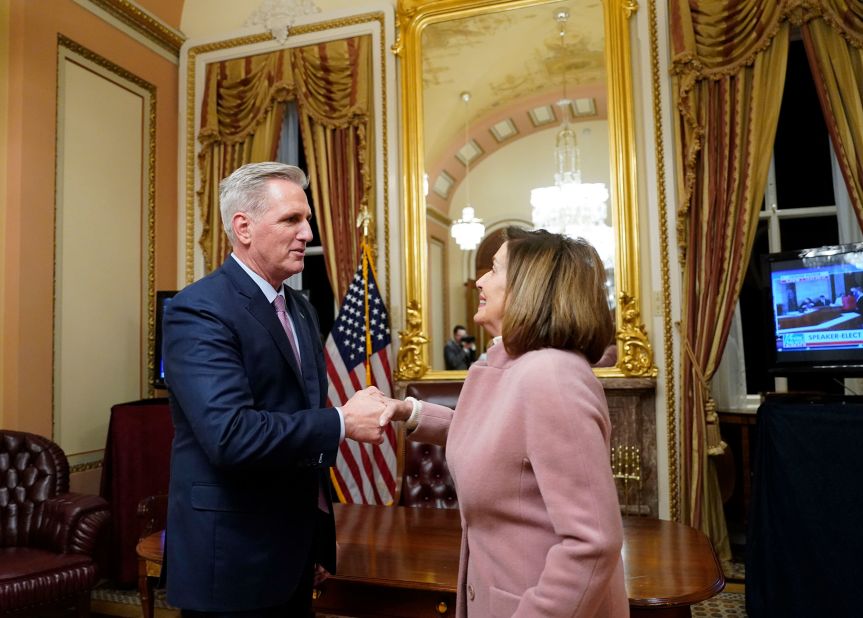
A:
[671,0,863,556]
[294,39,373,302]
[670,0,790,559]
[800,2,863,227]
[198,51,293,269]
[196,36,374,299]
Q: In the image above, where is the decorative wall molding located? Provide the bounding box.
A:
[56,35,157,441]
[645,0,678,520]
[180,8,399,315]
[426,206,452,227]
[74,0,185,62]
[70,459,104,474]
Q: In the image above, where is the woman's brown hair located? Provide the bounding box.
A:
[502,227,614,363]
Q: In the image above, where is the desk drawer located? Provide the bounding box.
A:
[314,579,457,617]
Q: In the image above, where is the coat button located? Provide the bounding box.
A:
[467,584,475,601]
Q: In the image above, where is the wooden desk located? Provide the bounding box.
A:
[622,517,725,615]
[316,504,462,616]
[137,505,723,617]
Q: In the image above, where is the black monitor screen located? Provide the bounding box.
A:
[153,290,177,389]
[766,243,863,375]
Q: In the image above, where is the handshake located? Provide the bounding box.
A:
[341,386,413,445]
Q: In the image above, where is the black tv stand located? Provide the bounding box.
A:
[747,396,863,616]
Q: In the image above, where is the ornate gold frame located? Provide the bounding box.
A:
[394,0,655,380]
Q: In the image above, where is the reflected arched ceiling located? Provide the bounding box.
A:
[420,1,606,216]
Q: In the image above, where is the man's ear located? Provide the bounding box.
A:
[232,212,252,246]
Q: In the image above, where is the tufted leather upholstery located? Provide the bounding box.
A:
[400,382,462,509]
[0,430,110,616]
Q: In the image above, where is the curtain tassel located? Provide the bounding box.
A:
[705,397,727,456]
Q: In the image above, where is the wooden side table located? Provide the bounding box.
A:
[718,410,758,527]
[136,530,165,618]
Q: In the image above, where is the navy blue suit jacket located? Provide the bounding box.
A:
[162,257,340,612]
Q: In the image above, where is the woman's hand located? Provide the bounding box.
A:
[378,397,413,426]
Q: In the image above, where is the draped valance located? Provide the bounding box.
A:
[196,36,374,301]
[670,0,863,562]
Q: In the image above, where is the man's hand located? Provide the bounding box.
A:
[342,386,389,444]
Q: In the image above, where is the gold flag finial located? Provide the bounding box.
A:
[356,205,371,241]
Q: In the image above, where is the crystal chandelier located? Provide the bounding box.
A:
[451,91,485,251]
[451,206,486,251]
[530,9,613,268]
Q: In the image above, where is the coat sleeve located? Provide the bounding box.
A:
[514,355,624,617]
[164,290,341,471]
[406,401,454,447]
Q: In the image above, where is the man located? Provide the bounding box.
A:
[854,286,863,314]
[162,162,388,616]
[444,324,475,370]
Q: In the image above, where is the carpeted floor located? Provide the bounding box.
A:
[93,555,749,617]
[92,584,749,618]
[91,584,176,618]
[723,558,746,582]
[692,588,747,617]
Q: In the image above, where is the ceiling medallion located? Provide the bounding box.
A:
[244,0,321,45]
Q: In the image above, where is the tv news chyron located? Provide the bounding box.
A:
[765,243,863,376]
[152,290,178,389]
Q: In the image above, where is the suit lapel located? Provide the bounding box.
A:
[285,290,323,406]
[221,259,307,390]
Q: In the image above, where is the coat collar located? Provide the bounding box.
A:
[483,338,515,369]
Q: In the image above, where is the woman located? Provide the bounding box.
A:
[383,227,629,617]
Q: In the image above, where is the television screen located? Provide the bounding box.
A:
[153,290,178,389]
[765,243,863,375]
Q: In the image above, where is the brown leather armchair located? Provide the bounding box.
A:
[400,382,461,509]
[0,430,111,616]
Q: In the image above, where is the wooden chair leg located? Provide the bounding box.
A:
[138,557,155,618]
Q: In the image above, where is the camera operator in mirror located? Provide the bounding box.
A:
[444,325,477,370]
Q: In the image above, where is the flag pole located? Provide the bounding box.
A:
[356,206,373,386]
[328,205,397,505]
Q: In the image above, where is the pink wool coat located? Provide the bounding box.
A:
[410,343,629,617]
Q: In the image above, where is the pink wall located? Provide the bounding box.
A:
[3,0,179,435]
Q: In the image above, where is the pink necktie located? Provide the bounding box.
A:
[275,294,329,512]
[273,295,301,370]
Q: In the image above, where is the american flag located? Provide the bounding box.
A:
[325,244,398,504]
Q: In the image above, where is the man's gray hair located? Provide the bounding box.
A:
[219,162,309,245]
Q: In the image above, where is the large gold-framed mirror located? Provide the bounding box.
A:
[394,0,654,380]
